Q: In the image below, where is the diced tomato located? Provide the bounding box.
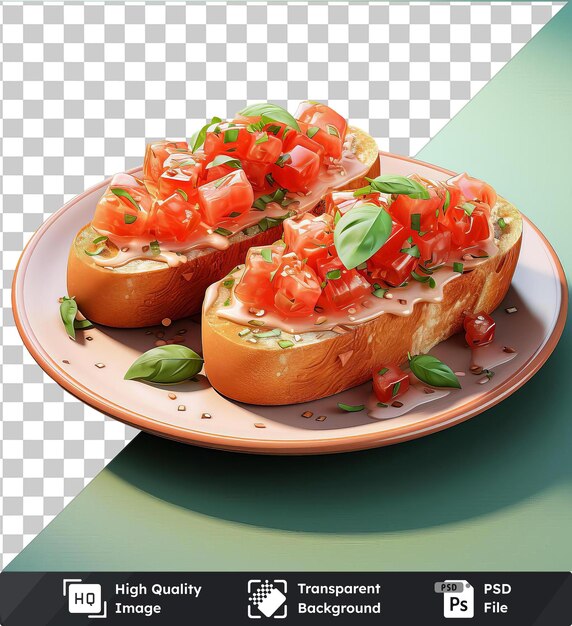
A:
[325,191,383,218]
[369,251,418,287]
[203,162,236,184]
[464,311,496,347]
[273,253,322,317]
[283,122,325,161]
[283,215,333,271]
[234,245,285,309]
[151,193,201,242]
[316,256,371,310]
[448,172,497,209]
[198,169,254,226]
[389,178,442,234]
[412,228,452,266]
[246,132,282,164]
[143,141,188,188]
[162,151,200,171]
[372,364,410,403]
[157,163,202,202]
[203,124,253,160]
[445,203,491,247]
[367,222,411,273]
[295,102,347,160]
[92,173,153,238]
[242,161,272,190]
[438,182,463,227]
[271,145,320,193]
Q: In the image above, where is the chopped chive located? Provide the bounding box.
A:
[223,297,231,306]
[453,262,464,273]
[149,240,161,256]
[238,328,251,337]
[352,185,373,197]
[206,155,241,170]
[411,213,421,231]
[378,367,389,376]
[248,319,265,326]
[261,248,273,263]
[174,188,188,201]
[377,402,388,408]
[124,213,137,224]
[111,187,140,211]
[400,244,420,258]
[214,227,233,236]
[498,217,507,229]
[356,262,367,271]
[223,128,239,143]
[462,202,475,216]
[307,126,320,139]
[443,189,450,213]
[84,245,106,257]
[428,277,436,288]
[326,269,342,280]
[338,403,365,412]
[266,124,281,135]
[265,173,275,187]
[214,174,232,188]
[411,270,430,284]
[392,381,401,397]
[372,288,387,298]
[92,235,108,244]
[223,278,235,289]
[278,340,294,349]
[326,124,340,137]
[275,153,291,168]
[255,132,269,145]
[228,211,241,218]
[334,211,342,225]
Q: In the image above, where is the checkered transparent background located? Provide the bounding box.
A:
[0,1,563,569]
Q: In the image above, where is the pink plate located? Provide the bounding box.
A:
[12,153,568,454]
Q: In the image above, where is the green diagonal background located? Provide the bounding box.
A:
[7,3,571,572]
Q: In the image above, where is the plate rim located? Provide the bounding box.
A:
[12,152,569,455]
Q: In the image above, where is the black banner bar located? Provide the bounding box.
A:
[1,572,570,625]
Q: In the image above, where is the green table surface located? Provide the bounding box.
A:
[7,4,571,572]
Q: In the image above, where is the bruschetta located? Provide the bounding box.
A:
[202,173,523,405]
[67,102,380,327]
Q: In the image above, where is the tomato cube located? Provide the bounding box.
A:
[157,163,202,203]
[151,193,201,243]
[283,123,326,161]
[271,145,320,193]
[464,311,496,347]
[295,102,347,160]
[316,256,371,310]
[369,250,418,287]
[143,141,188,189]
[234,245,285,309]
[447,172,497,209]
[92,173,153,238]
[446,204,491,247]
[325,191,383,218]
[204,125,253,159]
[372,364,410,403]
[412,228,452,266]
[389,178,442,234]
[273,253,322,317]
[246,132,283,163]
[198,169,254,226]
[242,161,272,190]
[367,222,411,273]
[283,215,333,271]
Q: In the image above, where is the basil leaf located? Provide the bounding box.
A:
[111,187,141,211]
[255,132,269,145]
[239,102,300,131]
[367,175,430,199]
[223,128,239,143]
[124,345,204,384]
[206,155,242,170]
[408,354,461,389]
[326,269,341,280]
[190,116,222,152]
[60,296,78,340]
[74,318,94,330]
[338,403,365,412]
[333,203,393,269]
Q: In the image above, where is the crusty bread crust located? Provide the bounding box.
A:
[67,126,380,328]
[202,198,522,405]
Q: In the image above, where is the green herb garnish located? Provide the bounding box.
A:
[327,124,340,137]
[149,240,161,256]
[462,202,475,216]
[498,217,507,229]
[124,213,137,224]
[257,328,282,338]
[238,329,251,337]
[223,128,239,143]
[190,116,222,152]
[223,278,235,289]
[408,353,461,389]
[92,236,108,245]
[353,175,430,200]
[307,126,320,139]
[111,187,140,211]
[214,227,233,236]
[378,367,389,376]
[278,340,294,349]
[338,403,365,412]
[326,269,342,280]
[275,153,291,168]
[261,248,273,263]
[255,132,269,145]
[74,318,94,331]
[453,262,464,273]
[266,124,282,135]
[372,287,387,298]
[238,103,300,131]
[206,155,242,170]
[411,213,421,231]
[443,189,450,213]
[400,244,421,258]
[60,296,78,340]
[175,188,188,201]
[265,173,275,187]
[124,345,203,385]
[392,381,401,397]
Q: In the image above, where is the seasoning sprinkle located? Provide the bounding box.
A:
[315,316,327,325]
[503,346,516,353]
[168,393,177,400]
[247,337,258,343]
[293,334,303,342]
[505,306,518,314]
[95,363,105,369]
[86,336,93,341]
[201,413,212,419]
[301,411,313,418]
[62,359,70,364]
[178,405,186,411]
[316,415,327,422]
[398,299,407,305]
[391,400,404,408]
[254,423,266,428]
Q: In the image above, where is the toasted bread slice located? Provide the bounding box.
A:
[67,126,380,328]
[202,198,522,405]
